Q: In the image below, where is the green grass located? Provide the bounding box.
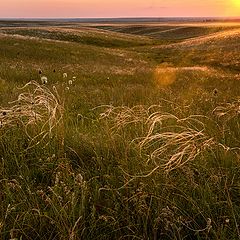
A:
[91,24,240,41]
[1,27,157,48]
[0,21,240,239]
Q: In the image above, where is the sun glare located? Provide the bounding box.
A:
[232,0,240,7]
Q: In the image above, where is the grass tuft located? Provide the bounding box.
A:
[0,81,64,149]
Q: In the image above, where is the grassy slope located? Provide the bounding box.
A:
[0,22,240,239]
[90,24,240,40]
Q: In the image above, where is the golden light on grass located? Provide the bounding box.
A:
[98,105,217,172]
[154,66,177,87]
[0,81,64,149]
[154,66,211,87]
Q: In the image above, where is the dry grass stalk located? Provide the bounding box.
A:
[139,113,216,172]
[0,81,64,148]
[213,99,240,121]
[98,105,161,132]
[99,105,216,172]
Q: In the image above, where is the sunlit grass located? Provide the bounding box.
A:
[0,21,239,239]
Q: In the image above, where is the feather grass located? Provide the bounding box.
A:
[0,81,64,149]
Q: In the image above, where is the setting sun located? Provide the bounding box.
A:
[232,0,240,7]
[226,0,240,16]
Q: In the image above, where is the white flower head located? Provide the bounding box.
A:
[63,73,68,78]
[72,76,76,81]
[68,80,73,85]
[41,76,48,84]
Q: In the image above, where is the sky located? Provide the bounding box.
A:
[0,0,239,18]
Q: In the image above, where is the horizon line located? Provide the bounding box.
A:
[0,16,240,20]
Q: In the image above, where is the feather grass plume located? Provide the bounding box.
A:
[139,113,215,172]
[0,81,64,148]
[213,98,240,121]
[98,105,161,132]
[99,105,216,172]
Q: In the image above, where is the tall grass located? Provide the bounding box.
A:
[1,22,240,239]
[0,80,239,240]
[100,105,236,171]
[0,81,64,149]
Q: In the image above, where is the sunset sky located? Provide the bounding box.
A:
[0,0,239,18]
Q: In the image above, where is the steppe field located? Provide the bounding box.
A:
[0,19,240,239]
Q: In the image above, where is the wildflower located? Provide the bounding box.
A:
[36,189,44,196]
[99,215,109,222]
[41,76,48,84]
[72,76,76,81]
[68,80,73,85]
[75,173,83,186]
[7,179,21,190]
[63,73,68,78]
[66,87,70,91]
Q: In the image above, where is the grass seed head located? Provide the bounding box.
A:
[40,76,48,84]
[213,99,240,121]
[0,80,64,147]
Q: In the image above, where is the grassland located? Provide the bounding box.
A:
[0,20,240,239]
